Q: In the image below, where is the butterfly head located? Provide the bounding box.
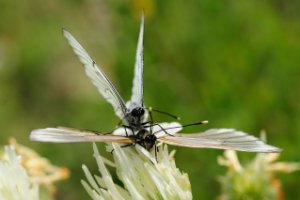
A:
[131,107,145,117]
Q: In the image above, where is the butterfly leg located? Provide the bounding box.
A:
[151,123,174,137]
[124,126,129,136]
[154,143,158,163]
[110,148,115,154]
[121,143,136,149]
[121,125,134,136]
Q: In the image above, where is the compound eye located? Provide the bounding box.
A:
[145,135,156,142]
[139,108,145,115]
[145,135,151,142]
[131,107,145,117]
[131,109,138,116]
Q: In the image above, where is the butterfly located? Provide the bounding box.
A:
[30,15,282,154]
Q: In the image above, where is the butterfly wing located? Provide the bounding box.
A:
[158,128,282,153]
[129,14,144,109]
[63,29,127,120]
[30,127,134,143]
[150,122,183,137]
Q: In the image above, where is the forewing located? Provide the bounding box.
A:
[129,14,144,108]
[30,127,134,143]
[63,29,127,119]
[158,128,282,153]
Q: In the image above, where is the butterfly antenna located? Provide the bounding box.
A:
[152,120,208,135]
[147,107,181,120]
[182,120,209,128]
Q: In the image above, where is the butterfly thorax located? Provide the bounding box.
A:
[132,129,156,151]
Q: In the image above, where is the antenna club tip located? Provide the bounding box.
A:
[202,120,209,124]
[177,117,181,120]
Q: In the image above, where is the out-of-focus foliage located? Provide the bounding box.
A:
[218,138,300,200]
[0,0,299,199]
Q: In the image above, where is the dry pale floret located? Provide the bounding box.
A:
[82,143,192,200]
[0,146,39,200]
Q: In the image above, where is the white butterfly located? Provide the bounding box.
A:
[30,15,282,153]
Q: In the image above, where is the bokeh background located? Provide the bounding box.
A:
[1,0,300,199]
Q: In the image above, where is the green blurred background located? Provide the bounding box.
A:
[0,0,299,199]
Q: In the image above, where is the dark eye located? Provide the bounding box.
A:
[131,107,145,117]
[145,136,151,142]
[145,135,156,142]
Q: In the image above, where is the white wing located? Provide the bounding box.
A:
[63,29,127,119]
[158,128,282,153]
[30,127,133,143]
[129,14,144,109]
[150,122,183,137]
